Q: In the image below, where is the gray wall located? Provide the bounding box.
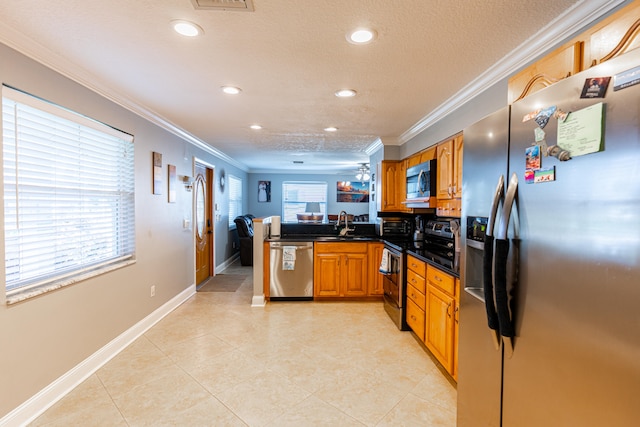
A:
[247,173,370,220]
[0,42,246,417]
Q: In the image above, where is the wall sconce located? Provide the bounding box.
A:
[181,175,193,191]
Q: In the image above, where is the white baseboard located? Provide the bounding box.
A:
[0,285,196,427]
[251,294,266,307]
[215,253,239,274]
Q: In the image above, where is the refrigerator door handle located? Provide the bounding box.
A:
[483,175,504,350]
[495,172,518,358]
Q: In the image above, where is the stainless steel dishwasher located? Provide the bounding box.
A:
[269,241,314,300]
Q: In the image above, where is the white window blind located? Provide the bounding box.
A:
[2,85,135,295]
[282,181,327,222]
[228,175,242,227]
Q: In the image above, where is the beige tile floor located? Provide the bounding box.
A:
[30,261,457,426]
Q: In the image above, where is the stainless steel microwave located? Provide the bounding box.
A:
[406,159,436,200]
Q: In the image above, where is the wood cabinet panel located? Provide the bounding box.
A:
[586,1,640,68]
[314,242,377,298]
[377,160,408,212]
[436,138,454,200]
[407,283,426,309]
[425,283,455,373]
[368,242,384,296]
[406,269,426,295]
[406,297,425,341]
[407,254,426,277]
[508,42,582,103]
[453,135,463,199]
[427,266,455,296]
[314,253,341,297]
[343,253,368,296]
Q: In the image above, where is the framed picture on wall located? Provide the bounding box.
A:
[152,151,162,195]
[337,181,369,203]
[258,180,271,202]
[168,164,176,203]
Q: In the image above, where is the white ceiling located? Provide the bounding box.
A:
[0,0,624,173]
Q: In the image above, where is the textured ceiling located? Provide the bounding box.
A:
[0,0,621,173]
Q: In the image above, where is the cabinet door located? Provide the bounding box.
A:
[380,161,399,211]
[380,160,409,212]
[425,284,455,374]
[314,253,341,297]
[586,1,640,68]
[507,41,581,103]
[343,253,368,296]
[368,243,384,296]
[453,278,460,381]
[453,135,463,199]
[436,139,454,200]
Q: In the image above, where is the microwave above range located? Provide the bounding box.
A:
[405,159,436,201]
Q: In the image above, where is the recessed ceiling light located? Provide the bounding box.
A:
[324,127,338,132]
[221,86,242,95]
[171,20,203,37]
[250,124,262,130]
[347,28,376,44]
[335,89,357,98]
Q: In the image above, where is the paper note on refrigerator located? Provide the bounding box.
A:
[557,102,604,157]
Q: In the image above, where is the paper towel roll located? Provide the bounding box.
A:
[271,216,281,238]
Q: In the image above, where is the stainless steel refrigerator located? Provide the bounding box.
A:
[458,48,640,426]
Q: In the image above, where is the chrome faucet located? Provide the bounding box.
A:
[337,210,355,236]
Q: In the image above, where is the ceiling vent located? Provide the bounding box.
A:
[190,0,255,11]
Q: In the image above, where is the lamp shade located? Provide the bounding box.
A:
[305,202,321,214]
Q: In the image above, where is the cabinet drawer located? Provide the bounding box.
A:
[406,269,426,295]
[407,254,426,277]
[406,298,425,341]
[407,283,426,310]
[314,242,368,253]
[427,267,455,296]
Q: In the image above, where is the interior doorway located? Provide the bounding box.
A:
[194,162,214,285]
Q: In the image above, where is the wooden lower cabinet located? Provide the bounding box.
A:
[368,242,385,296]
[314,242,373,297]
[405,256,459,380]
[425,282,456,374]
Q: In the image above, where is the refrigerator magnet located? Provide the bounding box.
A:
[580,77,610,98]
[524,169,535,184]
[613,65,640,91]
[534,167,555,183]
[525,145,541,170]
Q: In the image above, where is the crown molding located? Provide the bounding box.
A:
[0,21,248,172]
[399,0,628,144]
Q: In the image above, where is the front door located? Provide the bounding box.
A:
[195,163,213,285]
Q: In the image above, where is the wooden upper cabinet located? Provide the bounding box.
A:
[406,146,436,168]
[377,160,408,212]
[436,138,454,200]
[508,1,640,103]
[508,41,582,104]
[585,1,640,68]
[453,135,463,199]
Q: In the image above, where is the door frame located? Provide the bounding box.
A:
[194,158,215,283]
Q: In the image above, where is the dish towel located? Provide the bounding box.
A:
[282,246,297,271]
[379,248,391,274]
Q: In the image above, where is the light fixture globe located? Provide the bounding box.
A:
[355,163,370,181]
